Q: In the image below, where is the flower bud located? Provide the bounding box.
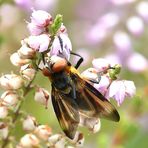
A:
[48,134,62,144]
[0,74,24,90]
[0,105,8,119]
[18,44,36,59]
[10,52,30,66]
[92,58,110,72]
[31,10,52,27]
[0,122,8,139]
[50,33,72,60]
[80,115,101,133]
[19,134,39,148]
[35,125,52,141]
[23,115,37,132]
[34,87,50,107]
[1,91,19,106]
[72,132,84,147]
[27,22,45,35]
[54,138,66,148]
[20,64,36,81]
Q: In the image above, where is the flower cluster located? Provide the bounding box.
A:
[81,58,136,106]
[0,9,136,147]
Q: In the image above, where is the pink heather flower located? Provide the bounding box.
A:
[136,1,148,21]
[126,52,148,72]
[50,34,72,60]
[92,58,110,72]
[31,10,52,27]
[94,75,110,95]
[27,34,50,52]
[126,16,144,36]
[27,22,45,36]
[107,80,136,106]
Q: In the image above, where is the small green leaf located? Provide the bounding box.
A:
[51,14,63,35]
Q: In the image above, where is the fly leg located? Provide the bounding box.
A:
[70,52,84,69]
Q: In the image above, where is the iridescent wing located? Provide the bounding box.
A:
[70,72,120,122]
[51,86,80,139]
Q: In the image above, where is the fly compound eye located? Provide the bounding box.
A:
[50,55,67,72]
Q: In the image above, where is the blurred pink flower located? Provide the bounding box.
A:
[107,80,136,106]
[126,16,144,36]
[87,12,119,44]
[14,0,33,11]
[126,52,148,72]
[105,54,121,66]
[113,31,132,53]
[31,10,52,27]
[109,0,136,5]
[136,1,148,22]
[50,34,72,60]
[27,34,50,52]
[14,0,57,11]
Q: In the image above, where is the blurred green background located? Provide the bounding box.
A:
[0,0,148,147]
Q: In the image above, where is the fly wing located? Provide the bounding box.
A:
[70,72,120,122]
[51,86,80,139]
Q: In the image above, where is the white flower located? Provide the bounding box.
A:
[19,134,39,148]
[1,91,19,106]
[0,74,24,90]
[23,115,37,131]
[10,52,30,66]
[79,115,101,133]
[0,105,8,119]
[35,125,52,141]
[20,64,36,81]
[34,87,50,107]
[18,44,36,59]
[0,122,8,139]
